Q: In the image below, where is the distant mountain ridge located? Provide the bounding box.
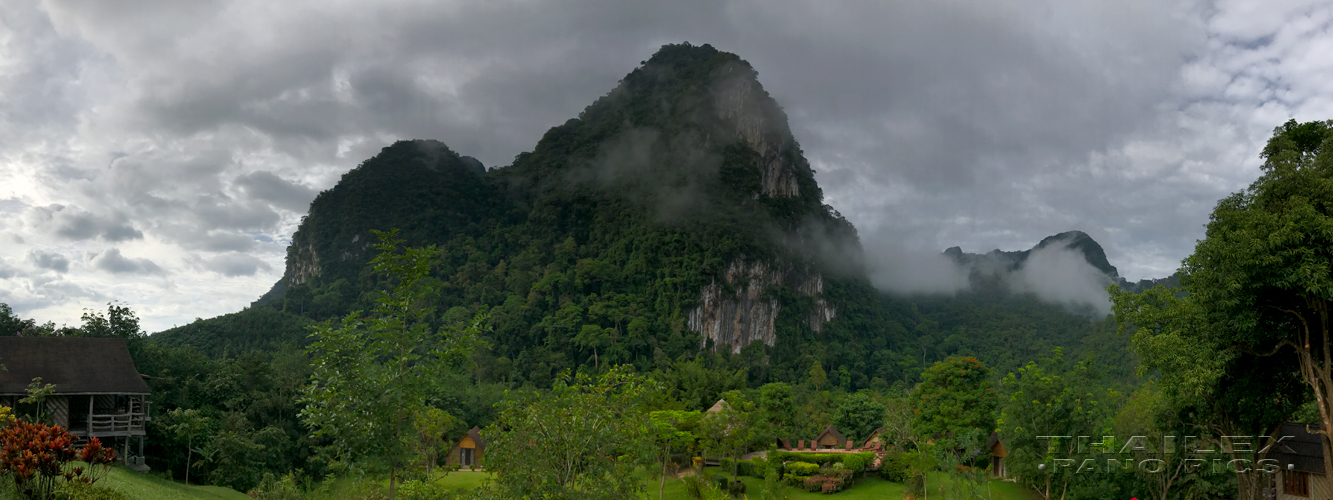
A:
[944,230,1178,294]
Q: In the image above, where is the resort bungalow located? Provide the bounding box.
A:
[446,426,486,469]
[1268,422,1331,500]
[0,337,152,471]
[986,431,1007,478]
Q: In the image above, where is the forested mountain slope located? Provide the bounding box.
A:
[153,43,1140,389]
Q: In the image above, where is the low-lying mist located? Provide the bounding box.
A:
[863,232,1116,315]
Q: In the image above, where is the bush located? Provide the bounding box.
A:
[841,453,871,474]
[718,458,760,478]
[879,453,911,483]
[250,473,303,500]
[397,479,454,500]
[726,479,747,497]
[818,468,853,481]
[770,451,875,469]
[801,476,845,493]
[54,481,131,500]
[785,461,820,477]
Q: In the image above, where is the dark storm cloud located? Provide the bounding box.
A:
[233,171,319,212]
[27,249,70,273]
[90,249,163,275]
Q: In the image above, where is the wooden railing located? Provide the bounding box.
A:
[86,412,148,434]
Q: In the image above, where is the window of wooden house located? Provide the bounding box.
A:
[1283,469,1309,497]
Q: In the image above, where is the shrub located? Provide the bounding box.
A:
[54,481,131,500]
[719,458,760,478]
[818,468,853,481]
[879,453,911,482]
[841,453,871,474]
[770,451,876,469]
[397,479,454,500]
[801,476,845,493]
[0,420,114,500]
[249,473,303,500]
[785,461,820,477]
[726,478,746,497]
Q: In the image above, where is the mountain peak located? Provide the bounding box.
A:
[944,230,1118,278]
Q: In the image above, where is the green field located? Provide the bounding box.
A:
[411,467,1036,500]
[0,465,1035,499]
[0,465,250,500]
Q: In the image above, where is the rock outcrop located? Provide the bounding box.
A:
[688,258,837,353]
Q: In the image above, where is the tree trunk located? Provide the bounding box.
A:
[389,465,397,500]
[185,437,192,485]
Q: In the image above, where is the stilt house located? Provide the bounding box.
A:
[0,337,151,470]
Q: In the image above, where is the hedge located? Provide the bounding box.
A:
[785,461,820,476]
[771,451,876,469]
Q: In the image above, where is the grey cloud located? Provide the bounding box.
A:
[91,249,164,275]
[27,249,70,273]
[233,171,318,212]
[0,259,17,279]
[194,253,273,277]
[25,205,143,242]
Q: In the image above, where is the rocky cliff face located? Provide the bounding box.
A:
[711,62,804,198]
[688,258,837,353]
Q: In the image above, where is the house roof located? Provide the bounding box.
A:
[861,427,888,448]
[707,399,732,413]
[0,337,151,395]
[815,424,846,444]
[1268,422,1325,474]
[461,426,485,451]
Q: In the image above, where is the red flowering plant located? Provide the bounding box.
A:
[77,437,118,484]
[0,419,116,500]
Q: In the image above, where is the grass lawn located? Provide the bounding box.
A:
[648,468,1037,500]
[420,470,492,490]
[0,465,250,500]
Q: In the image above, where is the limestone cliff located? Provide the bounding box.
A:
[688,258,838,353]
[710,63,804,198]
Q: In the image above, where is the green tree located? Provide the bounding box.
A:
[807,361,828,392]
[758,382,796,437]
[911,356,997,450]
[648,409,701,500]
[832,392,885,445]
[408,406,458,480]
[18,377,56,424]
[700,391,759,484]
[481,366,651,499]
[0,303,36,337]
[300,229,483,500]
[996,350,1117,500]
[78,302,144,340]
[165,408,212,486]
[1110,118,1333,490]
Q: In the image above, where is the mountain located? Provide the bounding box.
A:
[153,43,1139,390]
[944,230,1177,295]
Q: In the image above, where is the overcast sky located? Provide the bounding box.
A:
[2,0,1331,332]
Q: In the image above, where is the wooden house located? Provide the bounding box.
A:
[0,337,152,471]
[1268,422,1332,500]
[446,426,485,469]
[986,431,1007,478]
[812,424,850,450]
